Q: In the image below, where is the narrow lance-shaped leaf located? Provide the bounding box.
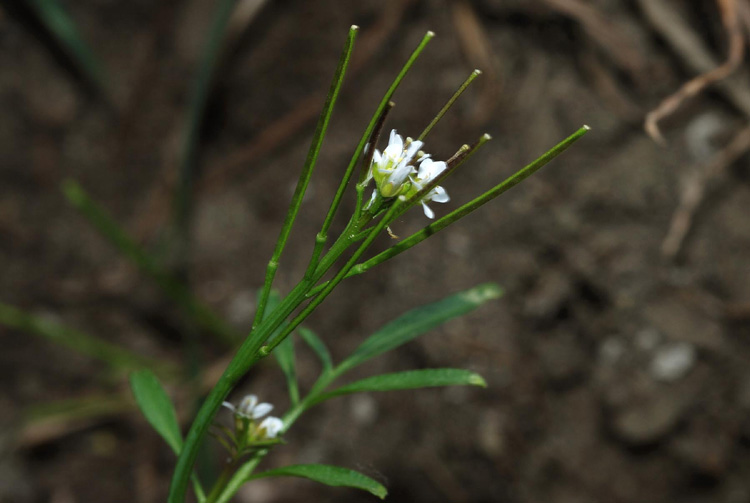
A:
[298,327,332,374]
[315,369,486,404]
[249,464,387,500]
[274,335,298,405]
[130,370,183,455]
[264,291,299,404]
[337,283,502,374]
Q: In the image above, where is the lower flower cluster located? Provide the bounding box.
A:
[214,394,284,458]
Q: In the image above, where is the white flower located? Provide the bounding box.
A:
[410,157,450,219]
[257,416,284,439]
[370,129,423,197]
[222,394,273,420]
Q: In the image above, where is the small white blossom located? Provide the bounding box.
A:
[411,157,450,219]
[370,130,423,197]
[257,416,284,439]
[222,394,273,420]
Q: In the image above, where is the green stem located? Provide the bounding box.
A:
[214,360,352,502]
[168,212,362,503]
[306,125,590,298]
[253,26,359,329]
[318,31,434,239]
[170,31,436,503]
[417,69,481,142]
[205,459,239,503]
[394,133,492,220]
[260,201,403,357]
[356,126,591,272]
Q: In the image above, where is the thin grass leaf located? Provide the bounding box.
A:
[172,0,239,279]
[316,369,485,404]
[24,0,108,96]
[298,327,332,373]
[62,179,239,346]
[130,370,183,455]
[0,302,168,374]
[23,393,133,427]
[250,464,387,500]
[336,283,502,374]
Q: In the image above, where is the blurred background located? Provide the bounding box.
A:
[2,0,750,501]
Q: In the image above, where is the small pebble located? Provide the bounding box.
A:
[650,342,696,382]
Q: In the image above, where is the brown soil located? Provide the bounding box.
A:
[2,1,750,502]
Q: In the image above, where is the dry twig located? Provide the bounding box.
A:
[451,0,502,124]
[661,124,750,258]
[642,0,746,142]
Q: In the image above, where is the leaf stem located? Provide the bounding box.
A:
[417,69,481,142]
[318,31,435,240]
[356,126,591,273]
[254,25,359,329]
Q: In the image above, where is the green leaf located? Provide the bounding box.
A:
[129,370,183,455]
[62,179,239,346]
[0,302,168,374]
[251,464,387,499]
[337,283,502,373]
[24,0,108,97]
[317,369,486,403]
[262,290,299,404]
[274,335,299,405]
[299,327,332,373]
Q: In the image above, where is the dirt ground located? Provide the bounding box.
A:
[2,0,750,502]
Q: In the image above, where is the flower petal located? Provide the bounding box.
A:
[403,139,423,164]
[238,395,258,415]
[384,130,403,159]
[419,159,446,181]
[259,417,284,438]
[421,201,435,219]
[430,186,450,203]
[251,402,274,419]
[388,162,413,188]
[221,401,236,413]
[366,189,377,208]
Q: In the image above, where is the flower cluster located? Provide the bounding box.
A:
[367,129,450,218]
[222,394,283,441]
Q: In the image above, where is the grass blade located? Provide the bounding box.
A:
[0,301,168,374]
[23,0,108,97]
[62,179,239,346]
[172,0,238,276]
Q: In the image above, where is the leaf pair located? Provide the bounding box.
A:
[275,283,502,406]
